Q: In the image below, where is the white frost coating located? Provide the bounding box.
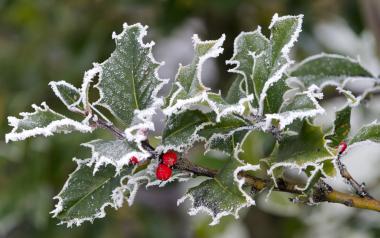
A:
[225,27,269,93]
[267,157,333,189]
[49,81,83,112]
[336,86,361,107]
[51,158,116,227]
[51,158,145,227]
[264,85,325,129]
[82,139,151,175]
[164,89,254,123]
[156,120,214,153]
[192,34,226,91]
[164,34,226,117]
[93,22,169,142]
[177,149,256,226]
[258,62,290,115]
[290,53,375,89]
[177,192,248,226]
[5,102,92,143]
[81,64,102,111]
[203,124,260,156]
[269,13,303,63]
[233,164,260,204]
[256,13,303,115]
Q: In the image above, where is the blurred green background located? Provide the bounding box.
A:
[1,0,380,237]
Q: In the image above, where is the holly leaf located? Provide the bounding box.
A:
[178,157,254,225]
[82,139,150,173]
[160,110,213,152]
[164,34,225,115]
[92,23,166,126]
[326,106,351,147]
[276,120,333,165]
[5,102,92,143]
[51,159,135,227]
[197,114,253,155]
[226,14,303,114]
[267,121,335,190]
[265,85,324,129]
[289,54,374,90]
[160,109,254,155]
[349,122,380,146]
[49,81,82,112]
[225,76,247,104]
[226,29,269,106]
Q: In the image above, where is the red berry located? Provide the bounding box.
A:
[338,141,347,155]
[155,164,172,181]
[130,156,139,165]
[162,150,178,167]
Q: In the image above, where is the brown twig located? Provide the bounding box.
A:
[336,153,374,199]
[174,158,380,213]
[89,111,380,213]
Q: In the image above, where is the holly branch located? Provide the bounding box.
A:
[92,115,380,213]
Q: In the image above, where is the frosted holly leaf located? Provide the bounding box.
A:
[160,109,254,155]
[164,34,225,115]
[325,106,351,147]
[5,102,92,143]
[289,54,374,90]
[178,156,254,225]
[49,81,83,112]
[197,114,254,155]
[259,14,303,114]
[265,85,324,130]
[93,23,166,126]
[349,122,380,146]
[276,120,333,165]
[226,29,269,106]
[201,92,254,122]
[226,14,302,114]
[268,121,334,190]
[51,159,135,227]
[225,76,247,104]
[82,139,150,174]
[160,110,213,152]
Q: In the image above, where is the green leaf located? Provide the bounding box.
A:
[93,23,165,126]
[178,157,254,225]
[226,14,302,114]
[49,81,82,112]
[269,14,303,65]
[277,120,333,165]
[226,29,269,105]
[161,109,253,155]
[259,14,303,114]
[225,76,247,104]
[266,86,324,129]
[161,110,213,152]
[326,106,351,147]
[5,102,92,143]
[197,114,252,155]
[83,139,149,173]
[164,34,225,115]
[51,159,135,227]
[290,54,374,89]
[349,123,380,145]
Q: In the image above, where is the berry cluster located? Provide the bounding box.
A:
[156,151,178,181]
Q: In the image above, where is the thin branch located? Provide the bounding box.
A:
[174,157,380,213]
[84,110,380,213]
[336,153,374,199]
